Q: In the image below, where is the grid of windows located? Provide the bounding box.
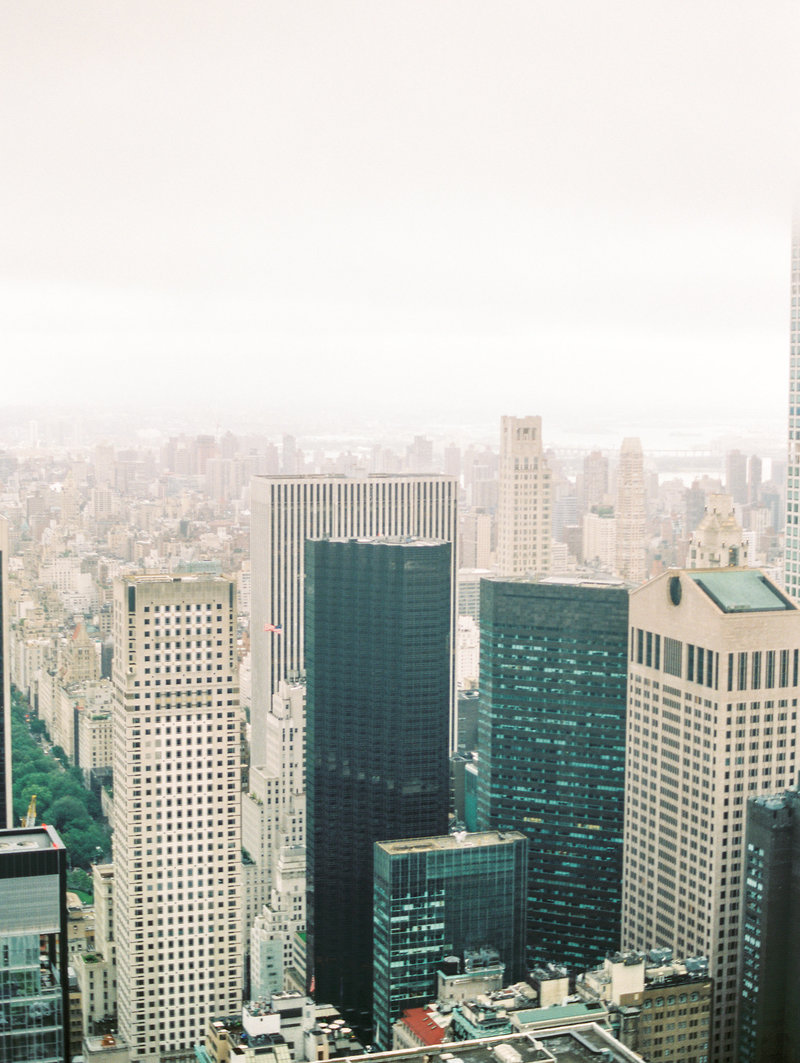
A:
[477,579,628,970]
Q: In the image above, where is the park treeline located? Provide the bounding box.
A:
[10,687,111,869]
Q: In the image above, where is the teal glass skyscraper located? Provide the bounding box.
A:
[477,578,628,970]
[306,538,451,1026]
[373,830,528,1050]
[0,824,70,1063]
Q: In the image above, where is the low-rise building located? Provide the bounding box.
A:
[577,951,712,1062]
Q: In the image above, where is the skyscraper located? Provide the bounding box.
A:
[112,575,241,1061]
[250,474,458,766]
[726,449,748,506]
[0,516,10,828]
[372,831,528,1050]
[476,577,629,971]
[496,416,552,578]
[306,538,451,1023]
[738,789,800,1063]
[0,824,70,1063]
[615,437,647,584]
[621,567,800,1063]
[786,216,800,598]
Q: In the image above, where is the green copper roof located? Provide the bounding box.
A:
[689,570,795,613]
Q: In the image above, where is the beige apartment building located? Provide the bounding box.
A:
[112,575,241,1062]
[622,567,800,1063]
[615,437,647,585]
[495,415,552,578]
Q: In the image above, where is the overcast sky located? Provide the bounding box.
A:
[2,1,799,440]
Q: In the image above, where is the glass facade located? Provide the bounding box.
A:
[0,826,68,1063]
[738,792,800,1063]
[476,579,628,971]
[372,832,527,1050]
[306,538,451,1027]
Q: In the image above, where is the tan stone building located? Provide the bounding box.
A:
[112,574,241,1061]
[496,415,552,579]
[622,567,800,1062]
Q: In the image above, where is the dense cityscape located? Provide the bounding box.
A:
[4,5,799,1063]
[0,365,797,1063]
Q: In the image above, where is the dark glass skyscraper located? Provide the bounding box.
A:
[477,577,628,970]
[0,824,70,1063]
[739,790,800,1063]
[373,830,528,1049]
[0,517,10,829]
[306,538,451,1024]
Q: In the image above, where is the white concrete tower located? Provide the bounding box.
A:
[249,474,458,766]
[622,567,800,1063]
[112,575,241,1062]
[786,216,800,597]
[615,436,647,584]
[496,415,552,578]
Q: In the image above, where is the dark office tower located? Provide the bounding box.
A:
[476,577,629,971]
[726,449,748,505]
[0,517,9,829]
[739,790,800,1063]
[373,831,528,1049]
[0,825,70,1063]
[306,538,451,1024]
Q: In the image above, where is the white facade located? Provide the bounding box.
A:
[496,415,552,579]
[615,437,647,584]
[242,681,306,951]
[687,493,747,569]
[582,512,617,572]
[249,474,458,765]
[622,568,800,1063]
[455,615,480,690]
[112,575,241,1062]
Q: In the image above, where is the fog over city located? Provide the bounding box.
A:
[3,1,799,444]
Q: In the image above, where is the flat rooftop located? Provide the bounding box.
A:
[325,537,447,548]
[0,825,63,854]
[689,569,795,613]
[342,1028,642,1063]
[378,831,527,855]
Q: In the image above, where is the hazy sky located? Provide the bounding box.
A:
[3,2,799,438]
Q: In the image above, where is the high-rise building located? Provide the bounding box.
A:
[726,449,748,505]
[738,789,800,1063]
[621,567,800,1063]
[0,824,70,1063]
[0,516,10,828]
[306,538,451,1022]
[581,449,609,513]
[749,455,763,506]
[476,577,629,971]
[787,218,800,598]
[112,575,241,1061]
[244,679,307,992]
[496,416,552,578]
[687,493,748,569]
[615,437,647,584]
[372,831,528,1049]
[250,474,458,765]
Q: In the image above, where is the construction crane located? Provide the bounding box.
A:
[22,794,36,828]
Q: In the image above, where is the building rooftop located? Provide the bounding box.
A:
[0,824,64,854]
[688,569,795,613]
[325,537,447,548]
[342,1028,643,1063]
[378,831,527,855]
